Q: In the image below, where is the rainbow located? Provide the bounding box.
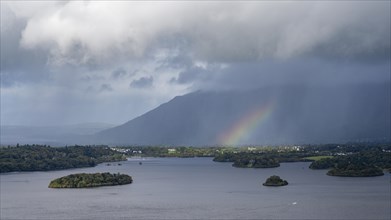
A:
[217,102,275,146]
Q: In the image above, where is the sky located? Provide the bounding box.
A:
[1,1,390,126]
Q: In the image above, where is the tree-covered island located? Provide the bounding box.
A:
[309,149,390,177]
[212,151,312,168]
[263,175,288,186]
[48,172,132,188]
[210,144,391,177]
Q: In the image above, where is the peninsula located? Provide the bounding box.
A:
[0,145,126,173]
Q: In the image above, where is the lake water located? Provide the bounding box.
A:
[1,157,390,219]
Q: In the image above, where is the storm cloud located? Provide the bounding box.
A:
[14,2,390,63]
[1,1,390,126]
[130,76,154,88]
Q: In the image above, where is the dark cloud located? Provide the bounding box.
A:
[0,7,50,87]
[171,58,390,91]
[175,67,205,84]
[1,1,390,126]
[99,84,113,92]
[170,63,224,85]
[10,1,388,65]
[111,68,127,79]
[307,29,391,64]
[130,76,154,88]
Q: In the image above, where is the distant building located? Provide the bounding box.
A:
[168,149,176,153]
[132,150,142,154]
[110,147,131,153]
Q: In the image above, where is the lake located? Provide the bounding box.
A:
[1,157,390,219]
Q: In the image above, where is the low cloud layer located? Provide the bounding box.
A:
[130,76,154,88]
[1,1,390,126]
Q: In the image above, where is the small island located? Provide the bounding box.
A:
[309,152,387,177]
[263,175,288,187]
[327,166,384,177]
[48,172,133,188]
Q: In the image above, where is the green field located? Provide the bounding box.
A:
[305,156,334,161]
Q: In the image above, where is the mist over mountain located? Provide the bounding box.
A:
[95,83,390,146]
[0,123,115,145]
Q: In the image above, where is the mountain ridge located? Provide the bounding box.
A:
[95,83,390,146]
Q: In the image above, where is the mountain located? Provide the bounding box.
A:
[95,83,390,146]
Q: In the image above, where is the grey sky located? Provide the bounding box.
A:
[1,1,390,126]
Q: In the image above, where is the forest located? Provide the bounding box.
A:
[309,149,391,177]
[0,145,126,173]
[1,143,390,177]
[211,144,391,177]
[213,150,316,168]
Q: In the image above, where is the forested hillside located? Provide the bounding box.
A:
[0,145,126,173]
